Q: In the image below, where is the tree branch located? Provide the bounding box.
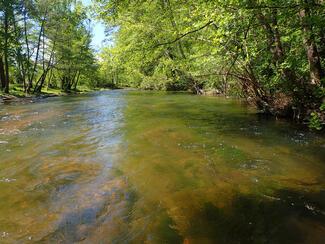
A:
[152,21,213,48]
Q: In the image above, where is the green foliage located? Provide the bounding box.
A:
[309,111,323,130]
[320,103,325,112]
[95,0,325,124]
[0,0,99,94]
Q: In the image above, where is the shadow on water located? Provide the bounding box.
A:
[147,96,325,163]
[183,189,325,243]
[116,91,325,243]
[59,184,325,243]
[42,207,99,243]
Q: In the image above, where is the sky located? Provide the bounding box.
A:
[81,0,106,51]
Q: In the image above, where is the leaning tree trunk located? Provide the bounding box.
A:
[33,42,55,94]
[73,71,80,91]
[28,14,46,93]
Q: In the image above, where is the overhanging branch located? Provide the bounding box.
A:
[152,21,213,48]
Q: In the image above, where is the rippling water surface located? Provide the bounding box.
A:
[0,90,324,243]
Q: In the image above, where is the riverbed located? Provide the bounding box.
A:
[0,90,324,243]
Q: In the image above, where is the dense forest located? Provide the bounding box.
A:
[96,0,325,129]
[0,0,99,95]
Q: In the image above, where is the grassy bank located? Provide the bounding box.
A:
[0,84,97,103]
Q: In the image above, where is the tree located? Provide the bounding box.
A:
[96,0,325,123]
[0,0,99,95]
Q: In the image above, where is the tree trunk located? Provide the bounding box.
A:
[299,1,324,85]
[270,10,285,62]
[4,8,10,93]
[33,41,55,94]
[257,11,286,64]
[0,56,6,89]
[47,69,53,89]
[13,14,26,86]
[24,8,31,92]
[28,14,46,93]
[165,0,186,59]
[257,10,298,88]
[74,71,80,91]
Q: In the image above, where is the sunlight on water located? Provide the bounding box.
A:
[0,90,324,243]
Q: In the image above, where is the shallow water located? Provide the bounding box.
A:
[0,90,324,243]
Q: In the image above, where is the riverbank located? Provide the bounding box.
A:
[132,87,325,131]
[0,85,103,104]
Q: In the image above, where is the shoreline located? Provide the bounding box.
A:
[0,89,103,105]
[2,88,323,131]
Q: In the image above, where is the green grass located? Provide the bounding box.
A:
[1,83,97,98]
[41,87,65,96]
[76,85,93,93]
[1,84,27,97]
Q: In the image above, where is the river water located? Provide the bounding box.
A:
[0,90,324,243]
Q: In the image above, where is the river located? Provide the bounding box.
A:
[0,90,324,243]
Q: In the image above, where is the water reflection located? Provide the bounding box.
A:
[115,92,325,243]
[0,91,127,243]
[0,90,324,243]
